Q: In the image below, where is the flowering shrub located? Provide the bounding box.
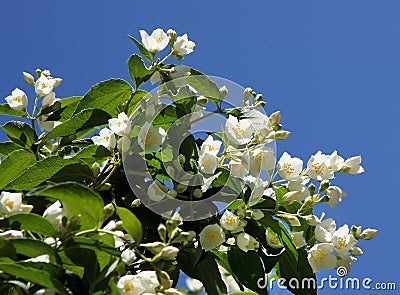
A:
[0,28,377,295]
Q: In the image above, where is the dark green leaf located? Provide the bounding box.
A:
[5,156,91,190]
[228,247,267,295]
[43,109,111,142]
[116,207,142,245]
[0,149,36,189]
[127,54,155,88]
[0,237,17,260]
[278,249,317,295]
[177,248,227,295]
[0,121,37,149]
[128,34,153,63]
[0,104,26,117]
[2,213,57,237]
[74,79,133,117]
[29,182,104,230]
[10,238,58,263]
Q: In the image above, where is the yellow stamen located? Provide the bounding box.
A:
[123,281,134,292]
[2,198,14,210]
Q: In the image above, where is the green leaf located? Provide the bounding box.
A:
[0,121,37,149]
[0,237,17,260]
[29,182,104,230]
[177,248,227,295]
[70,236,121,257]
[73,144,111,165]
[116,207,143,245]
[127,90,149,117]
[5,156,92,190]
[128,34,153,63]
[0,104,26,117]
[74,79,133,117]
[228,247,267,295]
[9,238,58,263]
[211,250,243,290]
[0,149,36,189]
[188,69,221,101]
[278,249,317,295]
[2,213,57,237]
[0,141,22,157]
[43,96,83,121]
[43,109,111,142]
[127,54,155,88]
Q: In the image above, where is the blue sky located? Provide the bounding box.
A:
[1,1,399,294]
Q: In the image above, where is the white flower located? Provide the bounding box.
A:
[147,181,168,202]
[266,229,283,249]
[325,186,346,209]
[43,201,65,227]
[35,74,55,97]
[229,160,249,178]
[225,115,254,145]
[170,65,191,80]
[328,150,345,172]
[277,152,303,180]
[118,136,131,154]
[109,112,131,136]
[287,177,310,203]
[292,231,307,249]
[37,115,61,132]
[308,243,337,272]
[251,209,264,220]
[0,230,23,239]
[360,228,378,240]
[236,233,259,252]
[199,224,226,251]
[342,156,365,175]
[134,271,160,293]
[29,254,50,263]
[336,253,357,273]
[140,28,169,53]
[92,128,116,150]
[306,151,336,180]
[249,147,275,176]
[121,249,137,265]
[42,92,57,108]
[138,122,166,152]
[332,225,357,254]
[315,218,336,243]
[200,135,222,156]
[220,210,240,231]
[117,274,145,295]
[245,176,267,205]
[198,153,219,174]
[173,34,196,56]
[186,278,204,292]
[4,88,28,111]
[0,192,22,215]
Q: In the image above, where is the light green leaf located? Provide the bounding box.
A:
[5,156,92,190]
[0,141,22,157]
[127,89,149,117]
[127,54,155,88]
[128,34,153,63]
[116,207,142,245]
[74,79,133,116]
[3,213,57,237]
[29,182,104,230]
[0,104,26,117]
[0,149,36,189]
[43,109,111,142]
[10,238,58,263]
[0,121,37,149]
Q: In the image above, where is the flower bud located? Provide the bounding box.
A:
[167,190,177,198]
[319,180,330,192]
[141,241,165,254]
[121,248,136,265]
[192,188,202,199]
[157,270,173,289]
[304,214,321,226]
[167,29,177,45]
[254,101,266,108]
[251,209,264,220]
[197,95,208,106]
[92,162,100,178]
[131,199,141,207]
[269,111,281,125]
[160,245,179,260]
[175,183,188,193]
[178,154,186,165]
[69,215,81,231]
[360,228,378,240]
[243,87,253,100]
[23,71,35,86]
[42,69,51,77]
[350,225,362,239]
[158,223,167,242]
[274,130,291,140]
[219,85,228,100]
[237,203,247,219]
[103,203,115,220]
[115,221,124,230]
[350,246,363,256]
[255,94,263,101]
[164,288,183,295]
[99,183,112,191]
[35,69,42,78]
[52,78,63,88]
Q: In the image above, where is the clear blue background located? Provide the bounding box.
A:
[1,1,398,294]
